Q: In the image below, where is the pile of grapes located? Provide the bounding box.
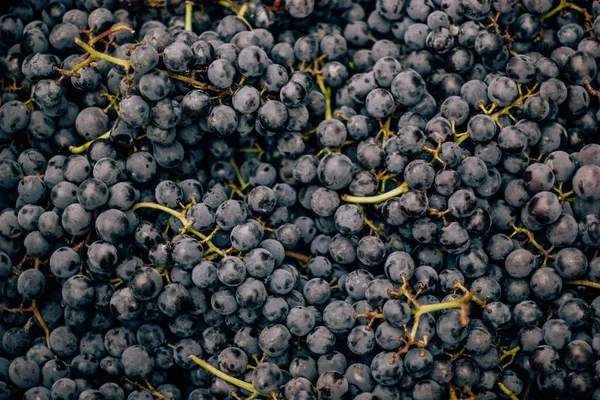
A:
[2,0,600,398]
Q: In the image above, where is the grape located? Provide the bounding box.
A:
[554,247,588,279]
[259,324,291,357]
[370,351,403,385]
[17,269,45,300]
[252,362,283,393]
[157,284,190,317]
[0,2,599,399]
[316,371,348,399]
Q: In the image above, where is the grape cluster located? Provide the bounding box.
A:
[1,0,600,399]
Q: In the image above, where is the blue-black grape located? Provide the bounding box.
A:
[0,2,599,399]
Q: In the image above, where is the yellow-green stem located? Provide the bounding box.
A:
[217,1,253,30]
[124,377,168,400]
[74,38,130,70]
[448,383,459,400]
[316,75,332,120]
[413,298,466,316]
[132,202,226,257]
[189,355,261,395]
[342,182,408,204]
[185,1,194,31]
[229,157,249,190]
[56,57,94,78]
[540,0,590,21]
[132,202,186,223]
[454,132,470,145]
[499,346,520,369]
[498,383,519,400]
[409,299,470,338]
[69,130,111,154]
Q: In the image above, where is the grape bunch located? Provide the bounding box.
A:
[2,0,600,399]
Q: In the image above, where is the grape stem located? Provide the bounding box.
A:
[428,207,453,226]
[284,251,311,263]
[445,348,466,363]
[342,182,408,204]
[540,0,593,23]
[75,27,235,96]
[74,38,131,70]
[451,121,470,145]
[69,130,111,154]
[352,310,384,331]
[448,383,459,400]
[110,278,124,288]
[553,181,575,203]
[584,81,600,100]
[217,0,253,30]
[487,82,540,128]
[422,139,447,166]
[315,74,332,120]
[101,92,121,115]
[200,226,221,245]
[89,24,135,46]
[565,280,600,289]
[189,355,267,397]
[508,221,555,266]
[499,346,520,368]
[185,1,194,31]
[155,69,223,92]
[478,102,496,114]
[237,144,265,160]
[53,57,94,80]
[363,216,389,240]
[374,116,395,145]
[498,383,520,400]
[2,301,51,348]
[131,202,227,257]
[382,276,488,364]
[124,377,168,400]
[375,171,397,192]
[229,157,250,191]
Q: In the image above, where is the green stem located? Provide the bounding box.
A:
[229,157,249,190]
[54,57,94,79]
[69,130,111,154]
[70,57,94,75]
[74,38,131,70]
[540,0,591,21]
[316,75,332,120]
[454,132,470,145]
[132,202,187,224]
[185,1,194,31]
[498,383,519,400]
[132,202,226,257]
[217,1,253,30]
[409,313,423,340]
[413,298,467,316]
[200,227,221,244]
[409,297,469,340]
[342,182,408,204]
[499,346,520,366]
[189,355,262,396]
